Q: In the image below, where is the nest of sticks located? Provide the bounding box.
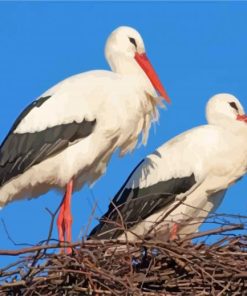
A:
[0,219,247,296]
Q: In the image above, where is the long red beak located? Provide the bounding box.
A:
[237,114,247,122]
[134,52,171,103]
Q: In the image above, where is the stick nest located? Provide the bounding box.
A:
[0,227,247,296]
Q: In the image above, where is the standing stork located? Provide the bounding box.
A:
[90,93,247,241]
[0,26,170,251]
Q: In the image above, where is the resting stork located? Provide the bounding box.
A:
[90,93,247,241]
[0,26,170,252]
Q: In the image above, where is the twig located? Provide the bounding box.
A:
[1,218,34,247]
[181,224,244,241]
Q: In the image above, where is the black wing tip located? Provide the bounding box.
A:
[88,159,145,240]
[88,173,197,240]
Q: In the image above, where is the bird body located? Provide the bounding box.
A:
[121,125,247,240]
[90,94,247,241]
[0,70,159,206]
[0,26,170,249]
[0,26,169,208]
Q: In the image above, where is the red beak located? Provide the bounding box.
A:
[237,114,247,122]
[134,52,171,103]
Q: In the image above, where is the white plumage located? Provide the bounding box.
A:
[90,93,247,241]
[0,26,169,206]
[0,26,169,249]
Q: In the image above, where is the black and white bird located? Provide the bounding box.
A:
[0,26,170,250]
[90,93,247,241]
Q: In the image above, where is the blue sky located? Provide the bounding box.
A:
[0,2,247,267]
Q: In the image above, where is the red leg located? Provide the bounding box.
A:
[63,180,73,254]
[57,197,65,243]
[170,223,179,240]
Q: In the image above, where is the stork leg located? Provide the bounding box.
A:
[63,180,73,254]
[170,223,179,240]
[57,180,74,254]
[57,199,65,243]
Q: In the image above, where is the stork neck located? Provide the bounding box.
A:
[209,117,247,132]
[109,54,141,74]
[108,53,156,95]
[209,119,247,140]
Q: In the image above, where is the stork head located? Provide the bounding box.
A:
[206,93,247,127]
[105,26,170,103]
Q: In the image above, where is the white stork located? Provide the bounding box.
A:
[90,93,247,241]
[0,26,170,251]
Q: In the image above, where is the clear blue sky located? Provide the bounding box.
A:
[0,2,247,267]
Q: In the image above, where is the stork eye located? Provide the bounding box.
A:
[229,102,239,112]
[129,37,137,49]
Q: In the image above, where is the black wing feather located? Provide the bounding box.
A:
[1,96,51,147]
[89,173,196,239]
[0,95,96,186]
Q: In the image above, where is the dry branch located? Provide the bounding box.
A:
[1,211,247,296]
[0,230,247,295]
